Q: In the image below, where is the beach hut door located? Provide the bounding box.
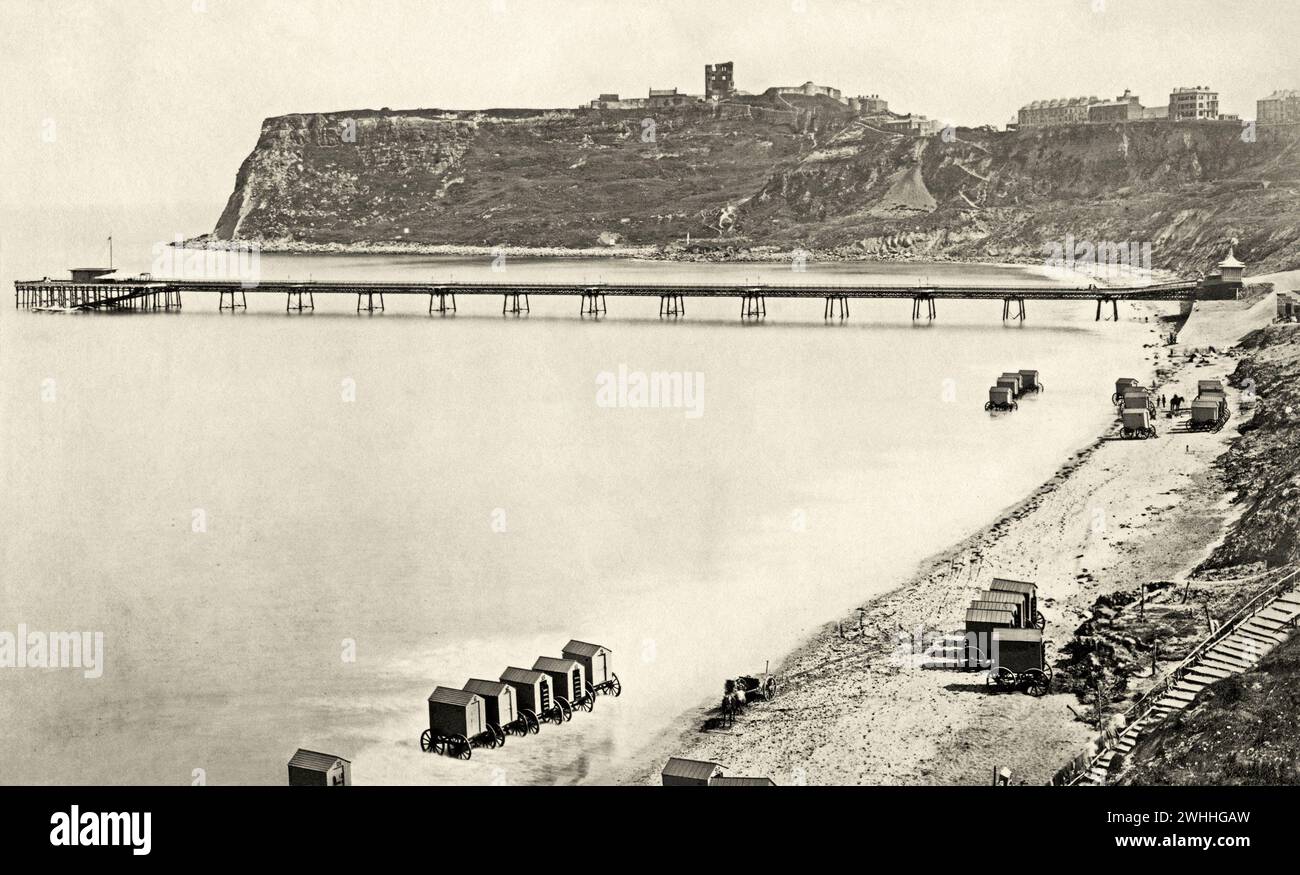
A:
[572,668,582,697]
[598,652,607,684]
[540,682,551,711]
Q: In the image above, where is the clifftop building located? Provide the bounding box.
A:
[705,61,735,101]
[1088,89,1143,123]
[589,87,697,110]
[766,81,846,103]
[851,94,888,114]
[1257,89,1300,127]
[1018,87,1219,127]
[589,63,891,117]
[1018,96,1098,127]
[588,93,646,110]
[1168,86,1219,121]
[647,87,691,108]
[884,114,941,137]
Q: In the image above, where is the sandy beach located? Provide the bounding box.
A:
[625,294,1275,786]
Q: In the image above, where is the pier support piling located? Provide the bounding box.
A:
[15,281,184,312]
[1095,296,1119,322]
[219,289,247,311]
[428,292,456,315]
[911,294,936,320]
[286,290,315,312]
[740,293,766,319]
[579,291,606,317]
[659,294,685,318]
[503,292,529,315]
[824,295,850,319]
[356,291,385,313]
[1002,297,1026,321]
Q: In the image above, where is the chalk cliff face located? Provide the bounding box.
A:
[209,104,818,251]
[207,102,1300,275]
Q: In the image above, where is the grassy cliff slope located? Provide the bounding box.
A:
[204,103,1300,275]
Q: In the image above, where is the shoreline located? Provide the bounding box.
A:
[172,235,1182,283]
[614,305,1249,786]
[176,237,661,260]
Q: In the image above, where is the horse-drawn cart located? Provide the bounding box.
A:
[735,672,777,703]
[717,667,778,727]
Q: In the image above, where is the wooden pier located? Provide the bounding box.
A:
[13,272,1233,322]
[16,281,183,313]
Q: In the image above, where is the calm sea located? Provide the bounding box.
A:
[0,207,1160,784]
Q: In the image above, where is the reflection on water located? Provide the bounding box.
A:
[0,215,1164,784]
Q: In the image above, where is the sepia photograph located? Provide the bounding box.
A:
[1,0,1298,858]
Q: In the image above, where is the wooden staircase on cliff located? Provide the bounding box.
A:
[1070,568,1300,786]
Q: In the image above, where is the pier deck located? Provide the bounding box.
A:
[13,275,1221,321]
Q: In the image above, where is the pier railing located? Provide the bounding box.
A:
[15,277,1205,298]
[15,274,1210,320]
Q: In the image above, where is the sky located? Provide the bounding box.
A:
[2,0,1298,212]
